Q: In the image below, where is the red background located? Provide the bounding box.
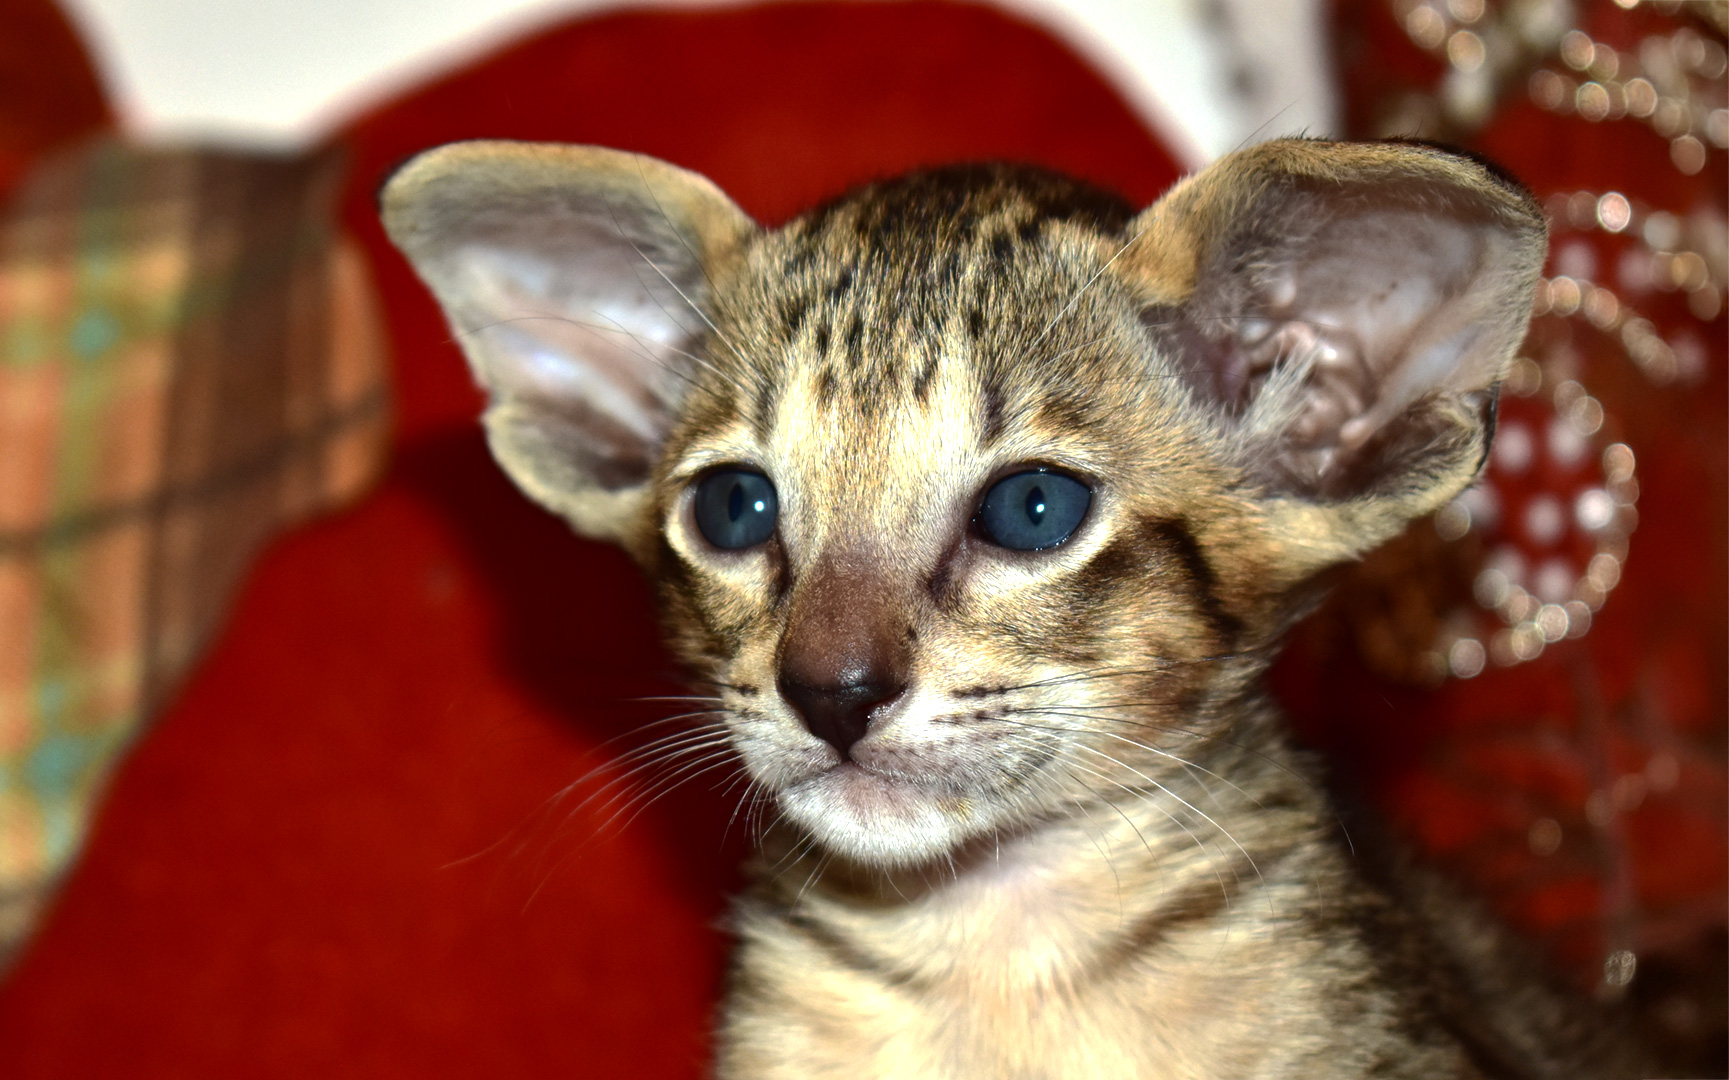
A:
[0,4,1183,1076]
[0,0,1721,1075]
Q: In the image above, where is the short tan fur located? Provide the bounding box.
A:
[383,138,1647,1078]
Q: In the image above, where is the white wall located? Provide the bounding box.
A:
[57,0,1337,166]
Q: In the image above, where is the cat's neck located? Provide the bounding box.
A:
[740,716,1338,1010]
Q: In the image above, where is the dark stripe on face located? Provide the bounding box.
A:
[935,249,964,291]
[1068,536,1139,607]
[827,265,854,301]
[751,374,779,442]
[925,547,958,606]
[844,313,864,365]
[911,350,939,403]
[781,294,809,337]
[769,539,792,600]
[1033,394,1090,436]
[980,383,1006,446]
[778,240,816,276]
[653,536,743,657]
[1141,517,1243,646]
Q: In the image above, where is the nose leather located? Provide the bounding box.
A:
[776,550,910,758]
[778,677,903,757]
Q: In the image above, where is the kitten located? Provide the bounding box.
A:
[382,139,1649,1078]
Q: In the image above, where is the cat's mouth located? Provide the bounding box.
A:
[786,757,929,809]
[776,757,982,866]
[816,760,933,810]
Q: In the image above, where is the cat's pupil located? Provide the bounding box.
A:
[729,483,745,521]
[1025,487,1047,525]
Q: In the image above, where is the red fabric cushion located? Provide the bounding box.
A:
[0,0,112,199]
[0,5,1181,1076]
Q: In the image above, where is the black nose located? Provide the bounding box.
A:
[778,676,903,757]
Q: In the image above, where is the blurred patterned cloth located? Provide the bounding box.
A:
[0,139,389,965]
[1284,2,1727,1071]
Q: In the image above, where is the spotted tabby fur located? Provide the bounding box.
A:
[383,138,1649,1078]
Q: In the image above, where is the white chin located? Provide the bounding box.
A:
[777,763,972,868]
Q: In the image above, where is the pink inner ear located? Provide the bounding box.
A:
[1186,197,1533,495]
[397,195,725,508]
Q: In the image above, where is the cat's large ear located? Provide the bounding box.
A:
[382,141,757,545]
[1118,139,1545,568]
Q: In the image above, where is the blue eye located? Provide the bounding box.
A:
[976,470,1091,551]
[693,469,778,549]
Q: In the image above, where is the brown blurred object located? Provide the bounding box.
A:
[0,0,112,200]
[0,138,393,968]
[0,0,391,981]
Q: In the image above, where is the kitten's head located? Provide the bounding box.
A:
[383,140,1545,869]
